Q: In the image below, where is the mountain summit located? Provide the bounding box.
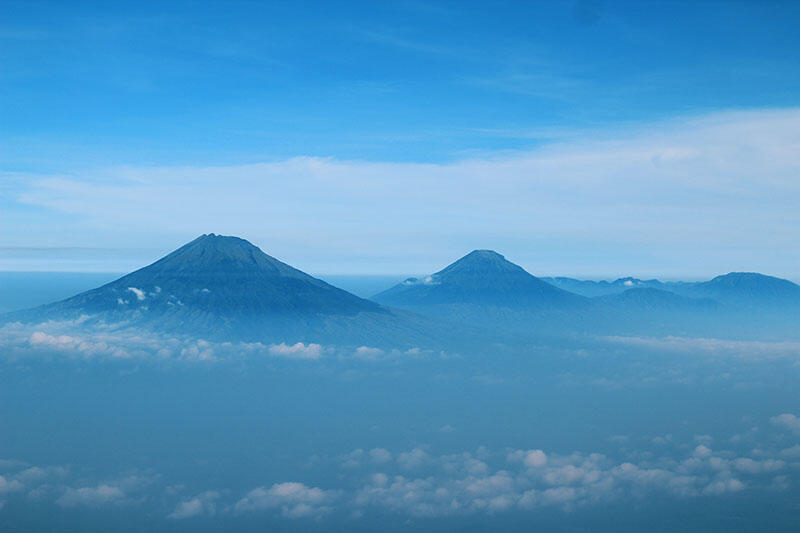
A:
[373,250,583,308]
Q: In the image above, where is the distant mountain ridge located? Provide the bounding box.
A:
[542,272,800,306]
[539,276,670,297]
[595,287,720,311]
[4,238,799,344]
[684,272,800,307]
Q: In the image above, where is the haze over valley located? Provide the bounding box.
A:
[3,1,800,531]
[2,235,800,532]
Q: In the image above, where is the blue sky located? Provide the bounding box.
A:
[2,0,800,277]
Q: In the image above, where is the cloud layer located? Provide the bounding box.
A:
[2,412,799,520]
[0,319,443,363]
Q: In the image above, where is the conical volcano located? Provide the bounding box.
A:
[373,250,584,308]
[37,233,382,318]
[8,234,438,345]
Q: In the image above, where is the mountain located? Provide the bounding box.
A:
[595,287,719,311]
[584,287,724,337]
[539,272,800,339]
[9,239,798,346]
[543,272,800,308]
[373,250,585,309]
[678,272,800,308]
[6,234,432,346]
[540,276,667,297]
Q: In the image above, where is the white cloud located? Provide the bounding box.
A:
[732,458,785,474]
[0,321,337,363]
[693,445,712,459]
[353,346,384,360]
[53,473,154,509]
[771,413,800,432]
[702,478,745,495]
[0,475,24,495]
[0,461,68,509]
[369,448,392,464]
[268,342,323,360]
[2,415,798,520]
[0,321,451,365]
[180,340,215,361]
[26,330,131,359]
[56,484,126,508]
[397,448,429,470]
[0,461,157,514]
[344,433,800,518]
[168,491,220,519]
[127,287,145,301]
[523,450,548,468]
[234,482,333,517]
[780,445,800,459]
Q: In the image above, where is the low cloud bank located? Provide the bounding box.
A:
[343,444,791,517]
[2,412,798,519]
[0,320,433,363]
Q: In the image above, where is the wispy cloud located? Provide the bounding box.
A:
[6,108,800,277]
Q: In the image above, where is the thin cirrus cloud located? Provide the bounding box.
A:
[4,108,800,278]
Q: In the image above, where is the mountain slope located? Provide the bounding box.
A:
[373,250,585,309]
[595,287,719,311]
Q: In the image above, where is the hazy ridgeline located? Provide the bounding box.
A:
[1,235,799,532]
